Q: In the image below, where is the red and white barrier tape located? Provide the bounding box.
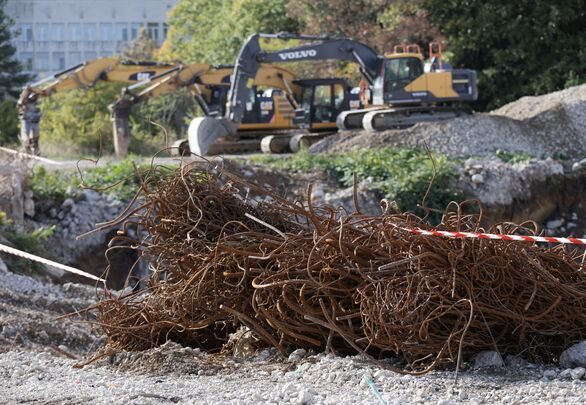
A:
[0,146,64,165]
[0,242,104,283]
[401,227,586,245]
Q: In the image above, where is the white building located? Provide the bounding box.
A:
[4,0,179,78]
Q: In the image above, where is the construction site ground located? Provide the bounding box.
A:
[1,268,585,405]
[2,83,586,404]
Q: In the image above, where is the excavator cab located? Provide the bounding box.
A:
[382,55,424,93]
[293,78,353,130]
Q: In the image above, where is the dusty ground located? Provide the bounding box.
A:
[0,263,585,405]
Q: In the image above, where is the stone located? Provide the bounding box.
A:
[297,389,315,405]
[580,158,586,167]
[288,349,307,362]
[61,198,75,210]
[83,189,101,202]
[560,369,572,379]
[48,208,58,219]
[570,367,585,380]
[0,257,7,273]
[473,351,504,368]
[546,218,564,229]
[505,355,530,368]
[543,369,557,379]
[572,162,582,171]
[23,190,35,217]
[560,341,586,368]
[471,174,484,184]
[57,211,65,220]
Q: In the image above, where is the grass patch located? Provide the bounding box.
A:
[2,225,55,273]
[495,149,533,164]
[28,157,161,204]
[251,148,461,219]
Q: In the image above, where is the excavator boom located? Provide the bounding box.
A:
[17,57,175,156]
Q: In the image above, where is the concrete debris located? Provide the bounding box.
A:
[473,351,504,368]
[288,348,307,362]
[560,341,586,369]
[311,83,586,160]
[570,367,586,380]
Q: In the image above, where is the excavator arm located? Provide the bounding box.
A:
[17,57,174,156]
[226,33,380,124]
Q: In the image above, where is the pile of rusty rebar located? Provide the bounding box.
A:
[95,161,586,373]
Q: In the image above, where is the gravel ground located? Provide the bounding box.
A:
[1,344,585,404]
[0,264,585,404]
[310,83,586,159]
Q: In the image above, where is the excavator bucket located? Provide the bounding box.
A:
[187,117,238,156]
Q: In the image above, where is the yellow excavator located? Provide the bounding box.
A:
[189,33,478,155]
[112,63,360,154]
[17,57,175,157]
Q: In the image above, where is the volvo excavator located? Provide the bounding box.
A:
[188,33,477,155]
[112,62,360,155]
[17,57,174,157]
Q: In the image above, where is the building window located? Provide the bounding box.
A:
[19,24,33,42]
[100,23,113,41]
[84,51,97,61]
[163,23,168,40]
[69,23,81,41]
[84,23,97,42]
[19,52,33,70]
[36,52,50,71]
[35,23,49,42]
[69,52,82,66]
[52,23,65,41]
[131,23,143,40]
[147,23,159,42]
[53,52,66,71]
[116,23,128,41]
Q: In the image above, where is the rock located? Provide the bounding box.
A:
[505,355,531,368]
[288,349,307,362]
[560,369,572,379]
[0,257,7,273]
[48,208,58,219]
[61,198,75,211]
[473,351,504,368]
[57,210,65,220]
[570,367,585,380]
[297,389,315,404]
[560,341,586,368]
[580,158,586,167]
[546,218,564,229]
[572,162,582,171]
[542,369,557,379]
[471,174,484,184]
[83,189,101,202]
[23,190,35,217]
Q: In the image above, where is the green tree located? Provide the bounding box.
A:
[39,83,164,157]
[424,0,586,110]
[159,0,299,64]
[0,0,28,98]
[0,99,18,145]
[288,0,440,53]
[0,0,28,145]
[121,28,157,61]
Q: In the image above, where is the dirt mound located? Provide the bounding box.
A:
[310,82,586,158]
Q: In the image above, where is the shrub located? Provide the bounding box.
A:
[252,147,461,220]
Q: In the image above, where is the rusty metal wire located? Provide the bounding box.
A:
[95,160,586,373]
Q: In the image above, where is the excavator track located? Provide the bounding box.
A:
[336,107,385,130]
[362,106,469,131]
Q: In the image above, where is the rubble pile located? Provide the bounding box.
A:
[311,82,586,159]
[96,162,586,374]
